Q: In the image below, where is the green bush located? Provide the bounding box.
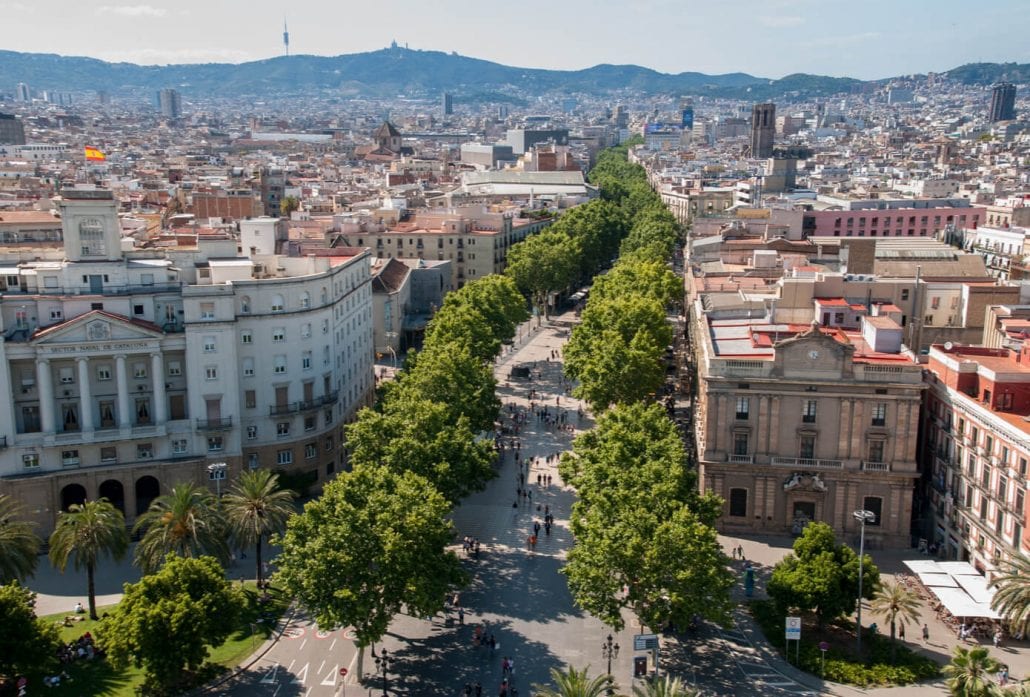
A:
[750,600,940,687]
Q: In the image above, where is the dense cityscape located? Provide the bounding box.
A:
[0,11,1028,697]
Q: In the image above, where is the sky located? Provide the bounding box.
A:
[0,0,1027,80]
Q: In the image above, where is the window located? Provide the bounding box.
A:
[273,328,286,343]
[301,323,311,339]
[304,415,317,432]
[203,336,216,353]
[135,398,151,425]
[305,443,317,459]
[137,443,154,459]
[205,366,218,380]
[133,304,145,316]
[245,390,256,408]
[868,440,886,463]
[901,289,909,301]
[982,465,992,490]
[1021,458,1028,478]
[999,476,1008,503]
[140,273,154,286]
[800,435,816,459]
[79,218,106,256]
[271,294,285,312]
[200,302,215,319]
[729,489,748,517]
[240,296,251,314]
[22,453,39,469]
[43,275,58,288]
[277,422,291,437]
[247,425,258,440]
[133,363,147,379]
[277,449,293,465]
[248,454,259,470]
[100,447,117,462]
[96,365,112,381]
[273,355,287,374]
[802,400,817,423]
[241,330,252,344]
[61,450,79,466]
[322,319,329,334]
[325,436,334,451]
[207,436,223,452]
[59,367,74,384]
[871,403,887,427]
[300,292,310,309]
[172,439,188,454]
[167,361,182,376]
[242,358,255,377]
[324,407,333,424]
[302,352,312,371]
[733,433,748,456]
[50,308,63,320]
[862,497,882,526]
[735,397,749,420]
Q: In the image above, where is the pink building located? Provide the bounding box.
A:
[803,205,985,238]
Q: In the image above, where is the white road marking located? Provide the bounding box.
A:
[300,638,307,651]
[321,665,338,686]
[295,662,309,685]
[287,659,295,672]
[260,663,279,684]
[318,660,325,674]
[329,638,337,652]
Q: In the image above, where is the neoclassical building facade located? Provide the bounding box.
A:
[0,189,375,535]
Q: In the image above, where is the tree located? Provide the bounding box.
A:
[347,398,495,504]
[564,327,666,410]
[133,482,229,573]
[991,554,1030,636]
[0,494,41,583]
[97,555,242,694]
[632,676,699,697]
[767,522,879,629]
[590,259,681,309]
[393,340,499,432]
[0,582,60,683]
[942,646,1002,697]
[48,498,129,620]
[222,469,296,588]
[870,581,921,662]
[274,464,464,679]
[279,195,300,216]
[432,274,528,348]
[560,403,731,631]
[423,302,502,362]
[532,666,613,697]
[505,229,577,318]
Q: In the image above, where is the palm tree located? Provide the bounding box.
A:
[632,676,698,696]
[48,498,128,620]
[222,469,295,587]
[533,666,613,697]
[943,646,1002,697]
[0,494,41,582]
[869,580,922,662]
[992,555,1030,636]
[133,482,229,573]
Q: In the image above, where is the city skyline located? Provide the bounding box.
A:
[0,0,1026,81]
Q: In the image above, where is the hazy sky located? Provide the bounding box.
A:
[1,0,1026,80]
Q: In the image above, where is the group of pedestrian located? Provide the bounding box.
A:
[461,536,481,559]
[535,473,554,487]
[730,545,746,561]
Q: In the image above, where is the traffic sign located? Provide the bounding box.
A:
[633,633,659,651]
[785,617,801,640]
[339,667,348,676]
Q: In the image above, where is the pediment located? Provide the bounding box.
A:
[32,310,164,347]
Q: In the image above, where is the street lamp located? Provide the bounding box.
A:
[374,647,390,696]
[384,332,398,369]
[853,509,876,654]
[207,462,227,498]
[601,633,619,695]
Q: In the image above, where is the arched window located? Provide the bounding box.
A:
[240,296,251,314]
[271,294,285,312]
[321,287,328,305]
[300,291,310,309]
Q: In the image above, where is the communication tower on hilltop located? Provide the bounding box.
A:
[283,19,290,56]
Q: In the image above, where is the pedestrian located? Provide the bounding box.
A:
[475,540,481,558]
[995,630,1003,648]
[509,658,516,676]
[545,521,551,535]
[534,521,541,535]
[475,681,483,697]
[899,623,905,641]
[489,633,497,651]
[922,623,929,642]
[502,657,510,675]
[465,683,473,696]
[458,608,465,625]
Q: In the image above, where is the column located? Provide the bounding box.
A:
[757,395,769,457]
[36,358,55,433]
[115,355,131,428]
[850,400,865,458]
[838,399,853,459]
[76,357,94,432]
[151,353,167,424]
[769,396,781,455]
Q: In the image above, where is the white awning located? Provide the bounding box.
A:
[903,559,941,574]
[933,587,1001,619]
[919,572,958,587]
[937,561,982,576]
[955,574,995,606]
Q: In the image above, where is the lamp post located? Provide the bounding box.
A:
[602,633,619,696]
[384,332,398,369]
[374,647,390,696]
[207,462,227,498]
[853,509,876,654]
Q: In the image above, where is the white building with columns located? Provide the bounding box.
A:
[0,189,375,535]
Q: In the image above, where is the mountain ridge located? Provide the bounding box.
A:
[0,47,1025,100]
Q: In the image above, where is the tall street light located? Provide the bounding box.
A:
[207,462,227,498]
[853,509,876,654]
[374,647,390,696]
[602,633,619,696]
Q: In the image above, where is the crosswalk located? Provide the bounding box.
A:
[716,627,820,695]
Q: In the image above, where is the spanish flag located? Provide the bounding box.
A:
[84,147,106,162]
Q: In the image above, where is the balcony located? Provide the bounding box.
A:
[861,461,891,472]
[728,454,754,464]
[195,417,232,431]
[770,456,844,470]
[269,403,299,416]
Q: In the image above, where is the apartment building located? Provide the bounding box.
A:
[0,189,374,535]
[923,343,1030,576]
[692,310,924,547]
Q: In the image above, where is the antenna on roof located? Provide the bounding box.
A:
[283,18,289,56]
